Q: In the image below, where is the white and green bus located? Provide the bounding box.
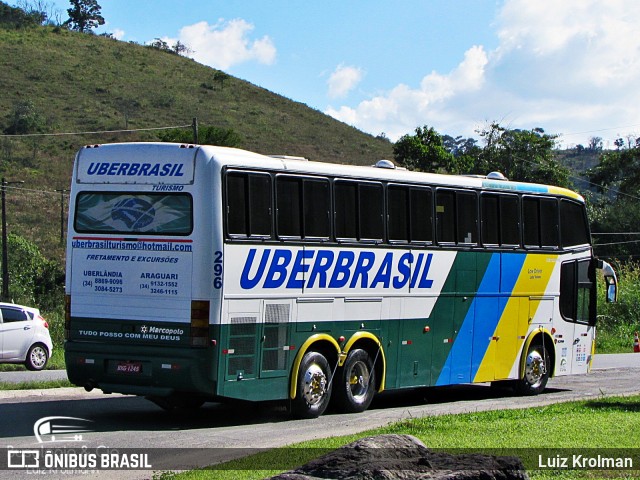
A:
[65,142,617,417]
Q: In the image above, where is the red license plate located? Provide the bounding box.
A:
[116,361,142,374]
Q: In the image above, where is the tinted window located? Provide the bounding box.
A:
[388,186,409,242]
[522,197,540,247]
[303,179,330,238]
[501,195,520,246]
[1,308,28,323]
[335,182,357,239]
[540,198,559,248]
[560,200,590,247]
[76,192,193,235]
[359,183,384,240]
[436,190,455,243]
[335,181,383,241]
[226,172,272,237]
[481,194,500,245]
[410,188,432,243]
[457,192,477,244]
[276,177,301,237]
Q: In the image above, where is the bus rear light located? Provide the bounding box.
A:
[190,300,210,347]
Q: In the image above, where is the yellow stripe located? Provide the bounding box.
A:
[547,186,583,201]
[474,254,558,382]
[343,332,386,392]
[289,334,341,399]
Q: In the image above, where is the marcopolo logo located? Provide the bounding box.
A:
[240,248,436,290]
[33,417,94,444]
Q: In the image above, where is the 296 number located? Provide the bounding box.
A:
[213,251,223,289]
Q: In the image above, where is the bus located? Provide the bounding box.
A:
[65,142,617,418]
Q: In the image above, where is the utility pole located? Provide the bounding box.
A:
[192,117,199,144]
[55,188,69,245]
[1,178,24,302]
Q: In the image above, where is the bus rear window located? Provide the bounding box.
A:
[74,193,193,235]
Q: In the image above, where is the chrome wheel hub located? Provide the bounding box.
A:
[302,364,327,405]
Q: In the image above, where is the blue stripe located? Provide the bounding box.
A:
[435,253,526,386]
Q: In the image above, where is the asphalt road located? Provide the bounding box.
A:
[0,354,639,479]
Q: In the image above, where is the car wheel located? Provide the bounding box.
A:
[25,344,49,371]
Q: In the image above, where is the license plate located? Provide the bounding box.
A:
[116,361,142,374]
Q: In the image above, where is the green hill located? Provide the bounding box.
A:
[0,23,393,262]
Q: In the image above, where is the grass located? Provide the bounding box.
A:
[158,395,640,480]
[0,379,72,390]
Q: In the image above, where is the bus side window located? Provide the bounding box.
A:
[388,185,409,242]
[303,179,330,239]
[436,190,455,243]
[500,195,520,246]
[523,197,540,248]
[457,191,478,244]
[481,194,500,245]
[410,187,432,243]
[335,181,357,240]
[560,199,590,248]
[226,172,272,238]
[540,198,559,248]
[276,176,302,238]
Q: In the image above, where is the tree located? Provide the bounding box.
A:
[586,144,640,259]
[64,0,104,33]
[0,1,46,28]
[4,100,45,135]
[158,125,243,148]
[476,123,570,187]
[393,126,455,173]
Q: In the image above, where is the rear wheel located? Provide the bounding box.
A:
[515,343,549,395]
[332,349,376,413]
[291,352,332,419]
[25,344,48,371]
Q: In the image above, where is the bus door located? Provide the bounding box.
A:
[560,257,597,375]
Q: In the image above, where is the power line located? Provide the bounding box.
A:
[0,124,192,138]
[561,124,640,137]
[594,239,640,247]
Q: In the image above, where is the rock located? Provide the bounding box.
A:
[268,434,528,480]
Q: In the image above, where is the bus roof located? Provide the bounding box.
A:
[78,142,584,202]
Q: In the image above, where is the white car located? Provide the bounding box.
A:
[0,302,52,371]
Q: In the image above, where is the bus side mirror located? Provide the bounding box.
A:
[607,277,618,303]
[600,260,618,303]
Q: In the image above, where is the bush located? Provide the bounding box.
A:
[596,261,640,353]
[2,232,64,310]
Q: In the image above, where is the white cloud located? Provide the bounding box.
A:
[326,45,488,140]
[111,28,125,41]
[326,0,640,146]
[327,64,364,99]
[178,19,276,70]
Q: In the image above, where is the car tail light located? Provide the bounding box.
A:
[39,315,49,329]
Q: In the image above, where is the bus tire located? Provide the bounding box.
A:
[291,351,332,419]
[333,349,375,413]
[515,343,549,396]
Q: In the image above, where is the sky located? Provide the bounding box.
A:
[29,0,640,148]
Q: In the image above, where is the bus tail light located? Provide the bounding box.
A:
[64,295,71,339]
[191,300,210,347]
